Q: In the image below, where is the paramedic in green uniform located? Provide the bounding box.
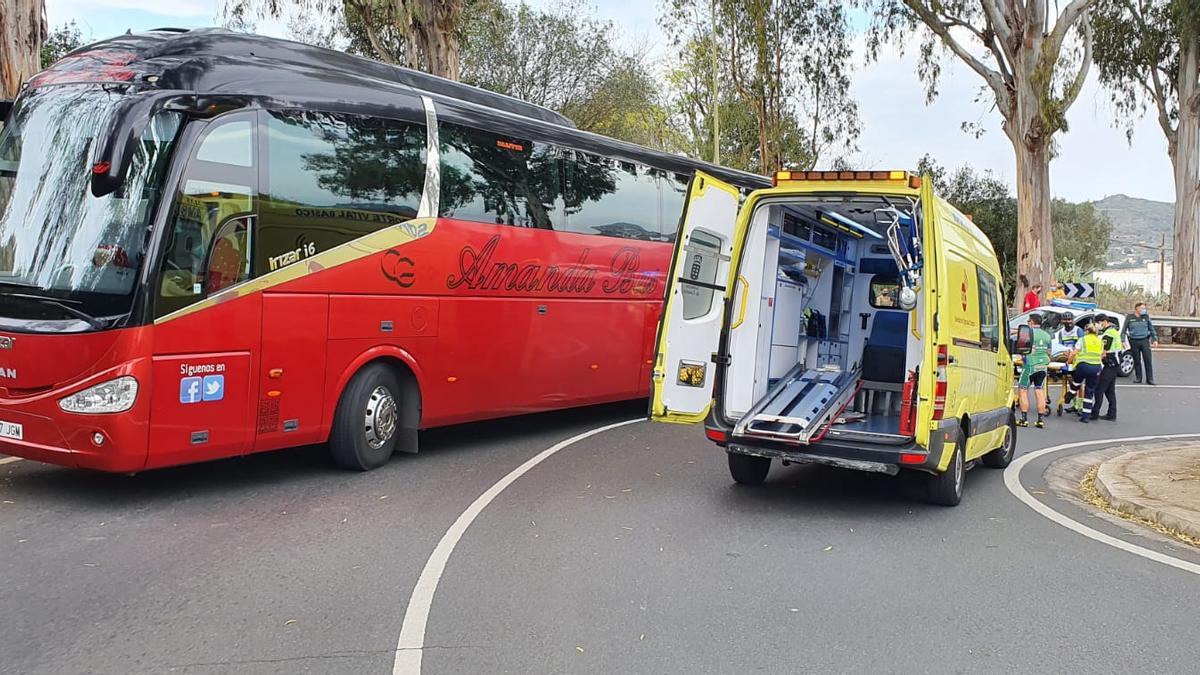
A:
[1017,313,1052,428]
[1091,315,1123,421]
[1065,324,1103,423]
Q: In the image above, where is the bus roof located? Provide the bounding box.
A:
[35,28,769,191]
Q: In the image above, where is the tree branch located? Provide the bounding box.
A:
[347,0,398,63]
[1047,0,1097,60]
[1059,12,1092,115]
[1146,68,1177,145]
[980,0,1014,55]
[902,0,1010,110]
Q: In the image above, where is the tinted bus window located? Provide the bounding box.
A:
[438,123,561,229]
[659,171,689,242]
[564,154,663,241]
[157,113,257,318]
[258,110,425,274]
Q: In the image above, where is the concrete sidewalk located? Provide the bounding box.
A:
[1094,442,1200,543]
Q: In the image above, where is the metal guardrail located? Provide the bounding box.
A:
[1156,316,1200,330]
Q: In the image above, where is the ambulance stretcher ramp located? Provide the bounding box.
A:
[734,363,861,445]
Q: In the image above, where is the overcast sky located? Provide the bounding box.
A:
[45,0,1176,204]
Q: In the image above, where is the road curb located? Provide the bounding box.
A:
[1094,444,1200,543]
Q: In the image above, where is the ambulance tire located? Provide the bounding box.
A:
[982,411,1017,469]
[923,436,964,506]
[330,364,401,471]
[728,452,770,485]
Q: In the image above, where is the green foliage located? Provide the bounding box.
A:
[1097,282,1170,313]
[662,0,859,173]
[919,154,1113,301]
[459,1,671,145]
[919,154,1019,296]
[41,21,83,69]
[1093,0,1183,141]
[1050,201,1113,274]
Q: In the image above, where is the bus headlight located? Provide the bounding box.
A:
[59,376,139,414]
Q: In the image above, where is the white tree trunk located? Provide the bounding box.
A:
[1013,137,1055,292]
[1171,37,1200,343]
[0,0,46,99]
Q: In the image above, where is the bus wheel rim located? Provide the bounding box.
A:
[365,386,397,450]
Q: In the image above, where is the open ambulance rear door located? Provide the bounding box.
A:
[650,171,745,424]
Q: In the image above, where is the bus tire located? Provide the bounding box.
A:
[982,411,1016,469]
[923,435,964,506]
[728,452,770,485]
[330,363,401,471]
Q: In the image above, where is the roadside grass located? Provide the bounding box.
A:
[1080,464,1200,549]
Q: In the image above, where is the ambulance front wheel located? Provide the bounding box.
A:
[330,363,401,471]
[728,452,770,485]
[982,411,1017,469]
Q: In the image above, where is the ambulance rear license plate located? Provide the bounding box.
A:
[0,420,23,440]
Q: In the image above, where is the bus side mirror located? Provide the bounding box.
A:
[1012,325,1033,356]
[90,92,249,197]
[90,91,182,198]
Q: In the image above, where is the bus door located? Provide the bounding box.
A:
[650,171,744,424]
[147,111,261,467]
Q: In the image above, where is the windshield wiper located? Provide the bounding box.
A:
[4,292,107,329]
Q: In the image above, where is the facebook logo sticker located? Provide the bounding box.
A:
[180,377,202,404]
[202,375,225,402]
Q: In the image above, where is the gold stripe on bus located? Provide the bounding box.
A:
[154,217,438,325]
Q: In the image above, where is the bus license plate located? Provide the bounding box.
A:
[0,420,22,440]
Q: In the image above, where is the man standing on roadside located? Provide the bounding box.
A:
[1091,315,1122,421]
[1123,302,1159,385]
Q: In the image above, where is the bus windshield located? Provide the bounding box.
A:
[0,86,180,327]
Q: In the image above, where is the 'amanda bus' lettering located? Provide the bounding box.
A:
[446,235,659,296]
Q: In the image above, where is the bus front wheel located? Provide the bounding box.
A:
[331,363,401,471]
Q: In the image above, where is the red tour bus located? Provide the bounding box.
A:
[0,29,766,472]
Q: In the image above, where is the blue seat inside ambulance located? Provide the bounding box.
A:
[862,311,907,383]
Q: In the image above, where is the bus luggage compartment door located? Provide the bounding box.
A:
[254,293,330,452]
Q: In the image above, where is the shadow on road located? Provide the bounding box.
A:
[0,400,646,507]
[716,461,992,516]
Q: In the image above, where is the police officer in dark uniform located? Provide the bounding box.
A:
[1091,315,1122,421]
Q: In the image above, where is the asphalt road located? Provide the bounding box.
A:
[2,351,1199,674]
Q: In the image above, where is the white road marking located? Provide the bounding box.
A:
[1005,433,1200,577]
[1118,384,1200,389]
[393,418,644,675]
[0,456,20,466]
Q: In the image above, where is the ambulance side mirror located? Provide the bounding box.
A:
[1013,325,1033,356]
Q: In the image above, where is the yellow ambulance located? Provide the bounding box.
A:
[651,170,1028,506]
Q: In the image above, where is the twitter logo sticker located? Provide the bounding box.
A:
[202,375,225,402]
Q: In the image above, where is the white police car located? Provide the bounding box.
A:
[1008,301,1134,377]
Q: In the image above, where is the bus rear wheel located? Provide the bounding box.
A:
[331,364,401,471]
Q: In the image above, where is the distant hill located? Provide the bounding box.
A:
[1090,194,1174,266]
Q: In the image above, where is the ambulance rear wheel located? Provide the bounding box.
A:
[728,453,770,485]
[923,437,964,506]
[982,411,1017,469]
[330,364,400,471]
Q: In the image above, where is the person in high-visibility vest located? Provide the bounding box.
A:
[1064,323,1103,423]
[1091,315,1123,421]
